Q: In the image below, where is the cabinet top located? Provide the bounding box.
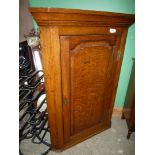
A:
[29,7,135,27]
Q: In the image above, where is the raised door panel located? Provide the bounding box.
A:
[61,35,121,143]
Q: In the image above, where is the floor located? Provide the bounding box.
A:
[20,117,135,155]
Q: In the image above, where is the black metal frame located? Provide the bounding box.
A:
[19,56,51,155]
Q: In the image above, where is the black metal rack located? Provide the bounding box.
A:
[19,56,51,155]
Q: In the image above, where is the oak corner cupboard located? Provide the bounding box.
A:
[29,7,135,150]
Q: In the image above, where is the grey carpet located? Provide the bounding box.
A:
[20,117,135,155]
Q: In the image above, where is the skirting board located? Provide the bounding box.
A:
[112,107,123,117]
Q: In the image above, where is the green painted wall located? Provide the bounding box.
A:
[29,0,135,108]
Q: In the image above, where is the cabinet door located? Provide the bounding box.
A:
[61,35,121,143]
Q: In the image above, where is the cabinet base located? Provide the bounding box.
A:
[51,123,111,152]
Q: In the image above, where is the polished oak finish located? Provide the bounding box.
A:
[29,7,135,150]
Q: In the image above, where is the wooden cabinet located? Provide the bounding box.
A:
[122,60,135,139]
[30,8,134,150]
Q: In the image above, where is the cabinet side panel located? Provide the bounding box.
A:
[108,29,128,122]
[39,26,63,149]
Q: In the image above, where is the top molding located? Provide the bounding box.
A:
[29,7,135,27]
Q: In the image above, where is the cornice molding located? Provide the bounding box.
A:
[29,7,135,27]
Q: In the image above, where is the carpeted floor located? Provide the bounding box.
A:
[20,117,135,155]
